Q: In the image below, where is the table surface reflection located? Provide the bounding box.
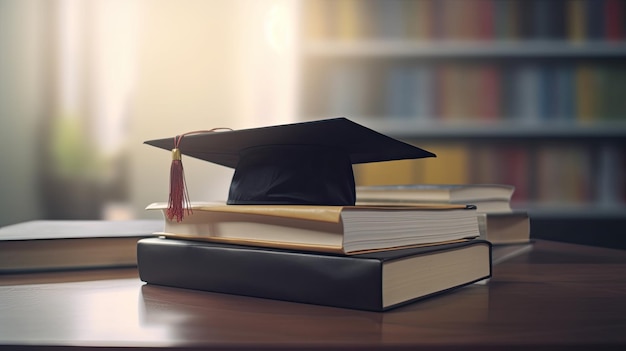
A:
[1,240,626,350]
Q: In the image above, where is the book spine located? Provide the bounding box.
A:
[586,0,604,40]
[137,238,385,311]
[605,0,625,41]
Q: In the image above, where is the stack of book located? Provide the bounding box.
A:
[137,202,492,312]
[356,183,533,265]
[138,118,492,311]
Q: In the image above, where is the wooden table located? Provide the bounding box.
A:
[1,240,625,350]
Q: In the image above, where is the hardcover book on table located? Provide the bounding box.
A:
[137,237,492,312]
[146,201,481,254]
[477,211,530,245]
[355,184,531,245]
[0,220,161,273]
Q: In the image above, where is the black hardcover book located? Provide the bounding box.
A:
[137,238,492,312]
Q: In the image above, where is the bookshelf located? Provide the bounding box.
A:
[295,0,626,240]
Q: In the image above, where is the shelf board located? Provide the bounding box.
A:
[523,204,626,219]
[303,40,626,58]
[350,118,626,140]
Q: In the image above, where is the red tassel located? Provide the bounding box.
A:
[165,128,232,222]
[167,147,191,222]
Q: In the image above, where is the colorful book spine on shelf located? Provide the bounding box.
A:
[479,64,501,120]
[326,63,371,117]
[413,0,434,39]
[555,65,576,121]
[499,147,530,204]
[605,0,625,41]
[575,65,597,122]
[355,141,608,208]
[386,65,415,119]
[536,146,593,204]
[304,0,334,40]
[413,64,435,120]
[335,0,361,40]
[567,0,587,42]
[516,64,541,123]
[477,0,495,40]
[586,0,604,40]
[379,62,626,124]
[304,0,626,42]
[354,160,419,187]
[415,143,470,185]
[302,0,625,210]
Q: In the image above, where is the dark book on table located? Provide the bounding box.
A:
[0,220,161,273]
[137,237,492,312]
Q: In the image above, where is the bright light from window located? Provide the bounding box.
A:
[264,3,289,54]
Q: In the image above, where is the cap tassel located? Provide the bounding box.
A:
[166,129,232,222]
[167,147,190,222]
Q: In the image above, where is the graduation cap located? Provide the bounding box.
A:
[144,118,435,221]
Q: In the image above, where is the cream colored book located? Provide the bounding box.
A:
[477,211,530,245]
[146,202,480,255]
[356,184,515,213]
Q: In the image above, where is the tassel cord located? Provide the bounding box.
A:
[167,128,232,222]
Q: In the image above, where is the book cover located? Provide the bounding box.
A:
[137,238,492,312]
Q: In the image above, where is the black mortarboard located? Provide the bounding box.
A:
[144,118,435,221]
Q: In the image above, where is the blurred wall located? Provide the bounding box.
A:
[0,0,299,225]
[128,0,244,219]
[0,0,47,226]
[129,0,299,219]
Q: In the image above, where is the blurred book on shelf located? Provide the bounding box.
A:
[300,0,626,242]
[303,0,625,43]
